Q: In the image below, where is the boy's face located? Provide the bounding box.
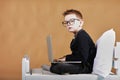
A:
[64,14,83,33]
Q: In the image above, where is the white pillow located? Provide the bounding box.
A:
[92,29,115,77]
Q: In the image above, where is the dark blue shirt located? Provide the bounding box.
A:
[66,29,96,66]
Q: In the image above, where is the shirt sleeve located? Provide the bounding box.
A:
[77,35,90,63]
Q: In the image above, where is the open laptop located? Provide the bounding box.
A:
[46,35,81,63]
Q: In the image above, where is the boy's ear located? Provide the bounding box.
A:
[80,21,84,27]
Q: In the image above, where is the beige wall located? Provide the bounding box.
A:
[0,0,120,80]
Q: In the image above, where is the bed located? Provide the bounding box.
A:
[22,29,120,80]
[22,55,120,80]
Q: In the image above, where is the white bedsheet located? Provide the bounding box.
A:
[24,68,120,80]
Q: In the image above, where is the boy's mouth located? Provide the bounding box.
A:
[68,27,72,29]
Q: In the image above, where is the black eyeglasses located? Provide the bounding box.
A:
[62,18,80,27]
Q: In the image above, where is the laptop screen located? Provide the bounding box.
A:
[46,35,54,62]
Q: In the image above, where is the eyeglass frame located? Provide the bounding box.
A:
[62,18,80,27]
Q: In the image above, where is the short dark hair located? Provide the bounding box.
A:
[63,9,83,19]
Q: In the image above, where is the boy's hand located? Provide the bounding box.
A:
[54,56,66,62]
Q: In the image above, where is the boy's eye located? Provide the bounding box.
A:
[69,19,75,22]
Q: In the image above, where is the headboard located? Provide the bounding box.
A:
[113,42,120,75]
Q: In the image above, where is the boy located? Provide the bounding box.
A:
[50,9,96,74]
